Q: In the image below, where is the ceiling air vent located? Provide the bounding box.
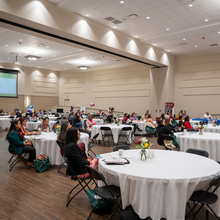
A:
[178,0,193,4]
[111,20,122,24]
[210,44,218,47]
[104,17,115,21]
[128,14,139,20]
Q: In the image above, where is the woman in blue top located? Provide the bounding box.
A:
[131,112,138,120]
[6,120,36,167]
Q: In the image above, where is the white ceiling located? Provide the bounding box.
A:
[0,27,132,71]
[46,0,220,55]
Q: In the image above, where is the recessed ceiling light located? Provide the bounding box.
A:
[167,50,170,52]
[135,36,138,38]
[205,19,208,22]
[49,65,51,66]
[146,17,150,19]
[106,60,108,62]
[7,57,10,59]
[218,31,220,33]
[120,1,124,3]
[47,46,49,48]
[114,26,116,29]
[166,28,169,31]
[183,38,186,40]
[65,67,66,69]
[54,55,56,57]
[5,44,8,46]
[195,45,197,47]
[189,4,193,7]
[90,57,92,58]
[69,51,71,53]
[153,44,156,46]
[86,14,89,17]
[61,62,63,64]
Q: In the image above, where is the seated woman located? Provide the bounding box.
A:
[122,113,128,124]
[86,114,94,132]
[165,118,175,133]
[178,115,186,131]
[29,112,37,122]
[124,114,131,124]
[38,117,52,132]
[19,117,37,135]
[100,112,107,122]
[131,112,137,120]
[65,127,98,178]
[184,116,192,129]
[160,114,165,120]
[57,121,87,158]
[146,114,154,125]
[6,120,36,167]
[156,119,172,145]
[73,112,82,128]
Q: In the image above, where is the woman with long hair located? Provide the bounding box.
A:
[65,127,98,178]
[38,117,52,132]
[156,119,172,145]
[73,112,82,128]
[122,113,128,124]
[184,115,192,129]
[86,114,94,131]
[6,120,36,167]
[19,117,37,135]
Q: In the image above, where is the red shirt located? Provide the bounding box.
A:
[184,121,192,129]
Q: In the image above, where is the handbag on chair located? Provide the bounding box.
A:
[34,154,51,173]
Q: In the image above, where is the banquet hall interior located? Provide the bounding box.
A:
[1,0,220,219]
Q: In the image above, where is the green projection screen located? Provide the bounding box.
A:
[0,69,18,98]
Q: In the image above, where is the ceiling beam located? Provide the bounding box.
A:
[57,0,69,7]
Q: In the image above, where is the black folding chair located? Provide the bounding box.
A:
[86,165,122,220]
[64,157,92,207]
[186,148,209,158]
[118,127,132,145]
[113,145,130,151]
[88,133,99,159]
[161,134,179,151]
[56,140,66,175]
[186,175,220,220]
[7,140,30,171]
[100,127,114,146]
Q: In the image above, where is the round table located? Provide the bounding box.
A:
[81,118,104,129]
[0,118,11,129]
[176,132,220,161]
[99,149,220,220]
[91,124,133,144]
[26,121,57,131]
[204,125,220,133]
[25,132,89,165]
[132,121,146,135]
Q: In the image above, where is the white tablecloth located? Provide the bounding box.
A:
[204,125,220,133]
[132,121,146,135]
[176,132,220,161]
[0,118,11,129]
[91,124,133,144]
[190,120,201,127]
[25,132,89,165]
[0,115,10,118]
[82,118,104,129]
[26,121,57,131]
[99,149,220,220]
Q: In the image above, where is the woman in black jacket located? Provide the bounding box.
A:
[65,127,98,179]
[156,119,172,145]
[165,118,175,133]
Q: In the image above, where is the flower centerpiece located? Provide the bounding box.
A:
[39,116,43,121]
[213,119,217,127]
[136,138,153,161]
[198,125,205,135]
[54,125,60,134]
[116,118,121,126]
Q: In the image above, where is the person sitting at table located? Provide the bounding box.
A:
[19,117,37,135]
[86,114,94,131]
[73,112,82,128]
[146,114,154,125]
[38,117,52,132]
[125,114,132,124]
[165,118,175,133]
[178,115,186,131]
[43,109,47,115]
[16,110,22,118]
[108,107,114,123]
[142,110,149,118]
[6,120,36,167]
[81,110,85,117]
[204,111,212,119]
[29,112,38,122]
[184,116,192,129]
[176,112,182,120]
[100,112,107,122]
[0,108,4,113]
[38,109,43,117]
[156,119,172,145]
[65,127,98,178]
[70,106,74,113]
[122,113,128,124]
[131,112,137,120]
[48,109,52,114]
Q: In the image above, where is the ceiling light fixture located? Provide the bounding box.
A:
[114,26,116,28]
[69,51,72,53]
[120,1,124,3]
[166,28,169,31]
[183,38,186,40]
[7,57,10,59]
[195,45,197,47]
[153,44,156,46]
[205,19,208,21]
[218,31,220,33]
[24,55,42,61]
[189,4,193,7]
[47,46,49,48]
[5,44,8,46]
[13,55,20,65]
[86,14,89,17]
[146,17,150,19]
[54,55,56,57]
[78,65,90,70]
[135,36,138,38]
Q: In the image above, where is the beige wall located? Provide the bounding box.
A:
[174,50,220,118]
[59,65,151,115]
[0,62,59,113]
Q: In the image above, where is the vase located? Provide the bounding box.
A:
[199,129,203,135]
[140,149,147,161]
[214,123,217,127]
[117,122,120,126]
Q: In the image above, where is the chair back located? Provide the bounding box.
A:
[86,165,105,182]
[100,126,111,131]
[92,133,99,140]
[121,126,132,131]
[161,134,174,141]
[210,175,220,187]
[186,148,209,158]
[113,145,130,151]
[56,140,65,149]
